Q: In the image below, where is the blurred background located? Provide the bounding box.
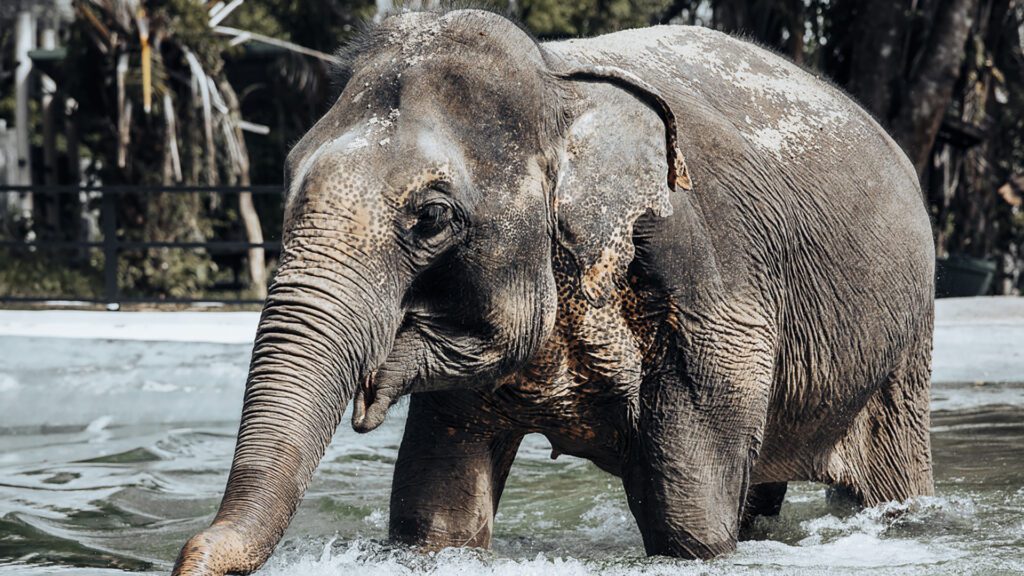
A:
[0,0,1022,306]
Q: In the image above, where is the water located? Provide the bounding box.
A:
[1,337,1022,575]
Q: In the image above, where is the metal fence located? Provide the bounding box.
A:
[0,185,282,306]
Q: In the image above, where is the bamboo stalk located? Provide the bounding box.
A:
[137,7,152,114]
[116,52,129,168]
[213,26,340,63]
[209,0,245,27]
[220,79,266,298]
[183,49,217,184]
[74,1,112,48]
[164,93,183,182]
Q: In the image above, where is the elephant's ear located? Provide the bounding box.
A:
[553,65,692,307]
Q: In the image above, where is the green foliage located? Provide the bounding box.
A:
[119,248,216,299]
[227,1,288,40]
[231,0,376,52]
[0,250,104,299]
[158,0,228,70]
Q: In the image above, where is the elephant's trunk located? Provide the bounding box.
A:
[172,257,397,575]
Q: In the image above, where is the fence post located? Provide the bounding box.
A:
[101,191,119,306]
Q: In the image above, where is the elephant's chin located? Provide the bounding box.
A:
[351,373,396,433]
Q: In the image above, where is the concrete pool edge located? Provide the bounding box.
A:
[0,296,1022,384]
[0,309,259,344]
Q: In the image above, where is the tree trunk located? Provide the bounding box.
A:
[845,0,910,120]
[891,0,979,176]
[13,10,35,233]
[786,0,805,65]
[715,0,753,33]
[238,186,267,298]
[220,82,267,298]
[658,0,690,24]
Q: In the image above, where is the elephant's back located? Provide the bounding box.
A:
[545,26,932,295]
[545,26,916,186]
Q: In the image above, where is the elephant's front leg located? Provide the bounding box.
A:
[389,391,522,549]
[623,327,774,558]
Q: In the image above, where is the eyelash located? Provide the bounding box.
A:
[407,182,462,241]
[416,202,452,234]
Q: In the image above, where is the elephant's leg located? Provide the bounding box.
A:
[739,482,787,539]
[623,324,775,559]
[826,342,934,506]
[389,391,522,549]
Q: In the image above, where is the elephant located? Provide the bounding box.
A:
[172,8,935,575]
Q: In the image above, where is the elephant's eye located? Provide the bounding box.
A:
[415,202,453,236]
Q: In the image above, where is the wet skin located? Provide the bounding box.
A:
[173,9,934,575]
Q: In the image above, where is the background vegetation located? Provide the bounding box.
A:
[0,0,1021,301]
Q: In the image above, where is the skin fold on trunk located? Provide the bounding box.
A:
[172,257,397,576]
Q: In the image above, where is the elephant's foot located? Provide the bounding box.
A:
[389,513,494,550]
[640,527,737,559]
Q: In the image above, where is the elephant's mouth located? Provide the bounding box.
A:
[351,371,399,433]
[349,307,496,434]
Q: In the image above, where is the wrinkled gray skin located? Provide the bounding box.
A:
[173,9,934,575]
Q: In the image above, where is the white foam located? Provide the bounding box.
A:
[257,539,702,576]
[85,415,113,433]
[252,494,986,576]
[736,533,960,568]
[253,533,972,576]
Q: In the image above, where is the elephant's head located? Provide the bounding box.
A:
[173,9,688,575]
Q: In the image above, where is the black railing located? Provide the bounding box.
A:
[0,185,282,307]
